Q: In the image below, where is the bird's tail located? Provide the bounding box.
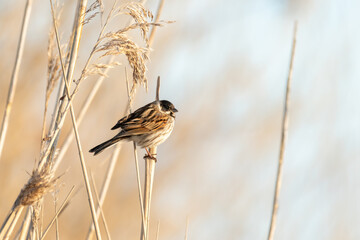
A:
[89,135,126,155]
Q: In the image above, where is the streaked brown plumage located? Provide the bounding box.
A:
[89,100,178,156]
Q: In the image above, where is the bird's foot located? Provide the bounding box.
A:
[144,148,157,162]
[144,154,157,162]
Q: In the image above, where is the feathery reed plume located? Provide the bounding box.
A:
[97,32,149,88]
[14,165,57,208]
[83,0,104,25]
[80,2,170,93]
[8,161,59,239]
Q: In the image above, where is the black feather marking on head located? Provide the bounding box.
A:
[160,100,177,112]
[160,100,178,119]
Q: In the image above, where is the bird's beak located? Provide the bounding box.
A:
[173,108,178,113]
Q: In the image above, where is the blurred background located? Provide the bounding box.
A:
[0,0,359,239]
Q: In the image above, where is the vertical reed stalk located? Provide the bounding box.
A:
[53,71,110,171]
[148,0,165,46]
[0,0,33,161]
[18,207,31,240]
[49,0,102,239]
[86,146,121,240]
[155,220,160,240]
[142,147,157,240]
[141,77,161,240]
[184,217,189,240]
[1,206,24,240]
[40,186,75,240]
[267,21,298,240]
[90,173,111,240]
[125,69,147,240]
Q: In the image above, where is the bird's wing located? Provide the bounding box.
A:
[111,115,130,130]
[119,114,169,136]
[141,116,168,132]
[111,102,154,130]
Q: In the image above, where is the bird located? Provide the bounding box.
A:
[89,100,178,158]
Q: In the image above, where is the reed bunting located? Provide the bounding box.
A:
[89,100,178,157]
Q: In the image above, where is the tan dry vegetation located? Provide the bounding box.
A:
[0,0,359,239]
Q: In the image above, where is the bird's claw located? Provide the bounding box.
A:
[144,154,157,162]
[144,148,157,162]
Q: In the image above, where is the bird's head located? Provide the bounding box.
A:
[159,100,178,118]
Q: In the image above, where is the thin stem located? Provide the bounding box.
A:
[148,0,165,46]
[46,28,75,161]
[156,76,160,101]
[125,69,147,240]
[37,0,79,171]
[86,146,121,240]
[53,66,111,171]
[40,186,75,240]
[90,172,111,240]
[49,1,102,239]
[184,217,189,240]
[142,147,156,240]
[55,192,59,240]
[18,207,31,240]
[155,220,160,240]
[2,207,24,240]
[267,21,298,240]
[141,77,161,240]
[0,0,32,161]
